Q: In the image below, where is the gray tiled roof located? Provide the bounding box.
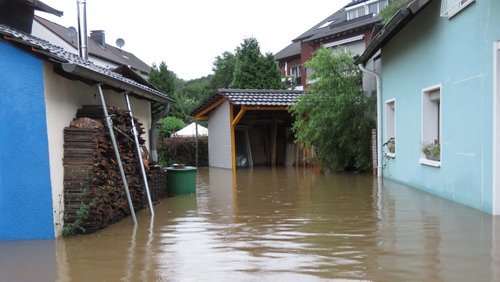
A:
[293,0,378,43]
[306,14,380,42]
[275,0,380,57]
[34,16,151,74]
[219,89,303,106]
[274,41,301,60]
[191,89,304,118]
[0,23,171,103]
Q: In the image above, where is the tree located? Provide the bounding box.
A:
[175,76,213,119]
[224,37,283,89]
[290,48,375,172]
[157,116,186,139]
[258,53,285,89]
[231,37,263,88]
[149,61,175,95]
[210,52,236,90]
[149,61,202,121]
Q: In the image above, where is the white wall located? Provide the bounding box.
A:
[43,62,151,237]
[32,21,76,53]
[207,101,232,169]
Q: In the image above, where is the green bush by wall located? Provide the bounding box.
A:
[158,137,208,167]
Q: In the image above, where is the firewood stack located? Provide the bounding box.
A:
[63,105,149,234]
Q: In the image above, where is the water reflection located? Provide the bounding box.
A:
[0,240,57,282]
[1,167,500,281]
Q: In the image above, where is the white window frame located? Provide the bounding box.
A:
[420,84,442,167]
[440,0,476,19]
[385,99,396,158]
[317,20,335,29]
[323,35,365,49]
[346,0,389,20]
[289,65,301,78]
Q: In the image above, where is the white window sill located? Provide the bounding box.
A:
[385,152,396,158]
[446,0,475,19]
[419,158,441,167]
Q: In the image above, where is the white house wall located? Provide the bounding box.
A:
[43,62,151,237]
[32,21,76,53]
[32,21,120,71]
[208,101,232,169]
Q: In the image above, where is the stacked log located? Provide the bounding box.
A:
[63,105,164,234]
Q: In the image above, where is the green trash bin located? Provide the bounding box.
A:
[166,166,197,195]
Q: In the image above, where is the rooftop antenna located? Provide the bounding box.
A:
[66,26,77,44]
[116,38,125,49]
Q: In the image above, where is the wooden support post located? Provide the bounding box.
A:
[230,104,236,171]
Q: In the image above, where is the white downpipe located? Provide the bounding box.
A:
[493,41,500,215]
[359,63,382,178]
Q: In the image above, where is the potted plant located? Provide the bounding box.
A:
[422,140,440,161]
[383,137,395,154]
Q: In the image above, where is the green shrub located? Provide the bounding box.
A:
[157,117,185,139]
[158,137,208,167]
[380,0,412,23]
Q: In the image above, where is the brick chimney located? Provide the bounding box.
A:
[90,30,106,48]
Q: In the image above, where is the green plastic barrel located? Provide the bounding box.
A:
[166,166,197,195]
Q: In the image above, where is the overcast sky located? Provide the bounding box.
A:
[36,0,351,80]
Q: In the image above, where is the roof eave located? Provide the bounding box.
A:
[29,0,63,17]
[62,63,173,104]
[355,0,432,65]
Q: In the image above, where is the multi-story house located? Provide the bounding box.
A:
[275,0,388,90]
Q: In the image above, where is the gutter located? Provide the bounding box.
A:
[62,63,173,104]
[359,63,382,178]
[355,0,431,65]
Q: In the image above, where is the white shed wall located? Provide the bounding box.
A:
[43,63,151,237]
[207,101,232,169]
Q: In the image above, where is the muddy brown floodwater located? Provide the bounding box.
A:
[1,167,500,281]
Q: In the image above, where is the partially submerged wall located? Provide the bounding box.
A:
[63,106,166,234]
[43,64,151,236]
[0,41,54,240]
[207,101,232,169]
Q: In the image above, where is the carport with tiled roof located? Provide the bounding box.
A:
[192,89,304,170]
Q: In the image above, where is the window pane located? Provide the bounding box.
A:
[348,10,357,20]
[357,7,366,16]
[369,3,378,14]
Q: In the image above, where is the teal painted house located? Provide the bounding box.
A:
[357,0,500,214]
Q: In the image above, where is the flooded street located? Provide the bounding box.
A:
[1,167,500,281]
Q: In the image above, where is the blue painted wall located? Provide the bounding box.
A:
[381,0,500,213]
[0,41,54,239]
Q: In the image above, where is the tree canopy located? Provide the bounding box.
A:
[210,51,236,90]
[210,37,283,90]
[149,37,284,124]
[149,61,212,121]
[290,48,375,172]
